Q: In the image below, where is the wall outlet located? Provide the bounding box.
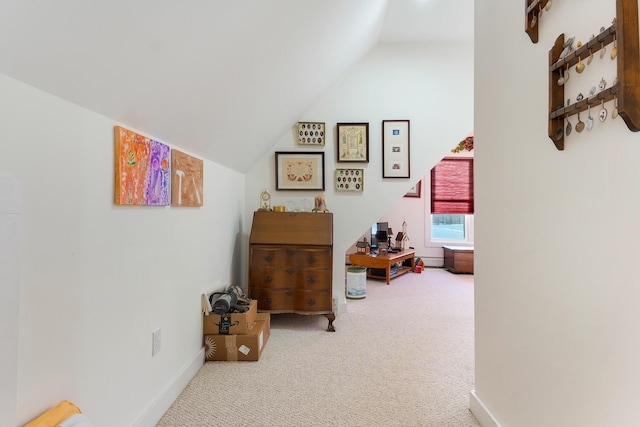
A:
[152,328,161,356]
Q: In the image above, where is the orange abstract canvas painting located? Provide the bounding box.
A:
[114,126,171,206]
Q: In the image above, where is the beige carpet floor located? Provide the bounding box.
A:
[156,267,479,427]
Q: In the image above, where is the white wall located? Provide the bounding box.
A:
[0,39,473,425]
[474,1,640,426]
[244,42,474,312]
[0,74,245,426]
[0,178,21,426]
[373,149,474,267]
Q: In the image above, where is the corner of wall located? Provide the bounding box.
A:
[469,390,502,427]
[133,348,204,427]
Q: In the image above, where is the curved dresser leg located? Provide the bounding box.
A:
[325,313,336,332]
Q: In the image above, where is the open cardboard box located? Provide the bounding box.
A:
[202,298,257,335]
[204,313,270,361]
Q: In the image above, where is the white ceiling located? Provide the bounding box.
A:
[0,0,472,172]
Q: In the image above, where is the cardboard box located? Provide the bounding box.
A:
[204,313,270,361]
[203,299,257,335]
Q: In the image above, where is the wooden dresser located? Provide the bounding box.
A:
[248,211,335,331]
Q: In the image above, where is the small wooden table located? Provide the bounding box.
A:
[349,249,415,284]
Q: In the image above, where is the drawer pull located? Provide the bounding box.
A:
[306,277,316,284]
[264,255,273,262]
[306,298,316,306]
[263,298,272,305]
[264,276,273,283]
[307,256,316,264]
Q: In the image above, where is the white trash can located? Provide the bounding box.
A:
[346,267,367,299]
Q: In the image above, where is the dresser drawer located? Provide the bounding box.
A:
[250,246,330,268]
[250,247,288,267]
[249,266,331,290]
[294,248,331,268]
[250,287,332,312]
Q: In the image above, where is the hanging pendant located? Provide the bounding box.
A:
[586,103,594,131]
[576,111,585,133]
[599,78,607,91]
[558,68,566,86]
[555,117,564,141]
[599,99,608,122]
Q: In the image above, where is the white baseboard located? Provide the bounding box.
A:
[469,390,502,427]
[422,257,444,268]
[133,348,204,427]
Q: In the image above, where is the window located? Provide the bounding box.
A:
[430,157,474,242]
[431,214,473,242]
[431,158,473,214]
[432,214,466,239]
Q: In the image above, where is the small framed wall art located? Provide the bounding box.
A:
[404,180,421,198]
[171,149,204,207]
[382,119,410,178]
[335,168,364,192]
[337,122,369,162]
[297,122,325,146]
[275,151,325,191]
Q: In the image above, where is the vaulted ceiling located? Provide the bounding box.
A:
[0,0,472,172]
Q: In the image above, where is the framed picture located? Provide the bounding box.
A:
[275,151,325,191]
[297,122,325,146]
[335,168,364,192]
[382,120,410,178]
[404,180,421,198]
[337,122,369,162]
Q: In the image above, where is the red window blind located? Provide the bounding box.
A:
[430,157,474,214]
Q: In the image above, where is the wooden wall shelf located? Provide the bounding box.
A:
[547,0,640,150]
[549,23,617,71]
[525,0,552,43]
[549,86,618,121]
